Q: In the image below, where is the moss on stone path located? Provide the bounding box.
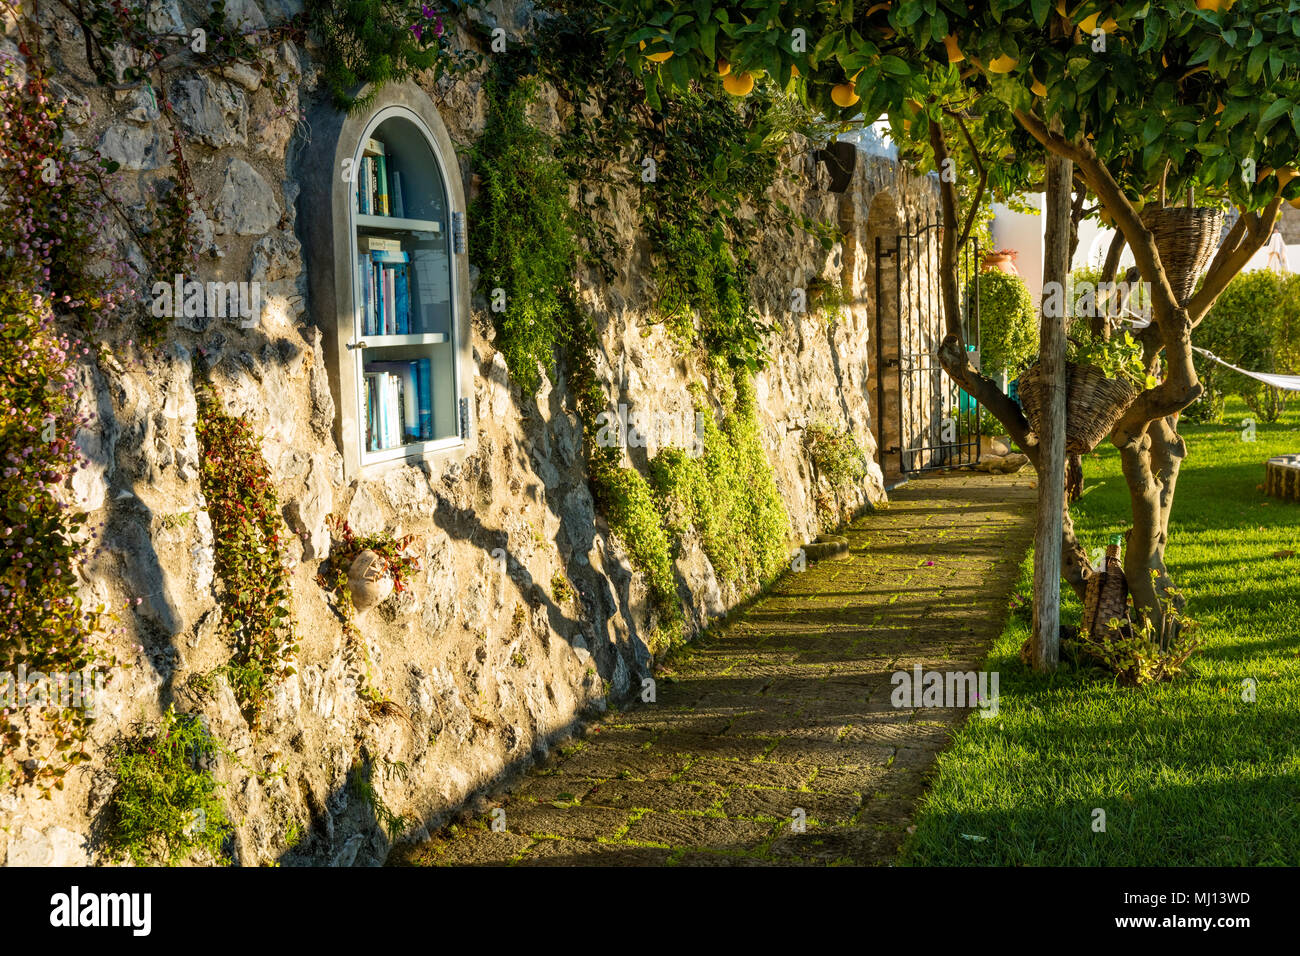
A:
[400,471,1035,866]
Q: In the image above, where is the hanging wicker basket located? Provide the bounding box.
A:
[1139,206,1225,304]
[1081,543,1130,640]
[1017,361,1139,454]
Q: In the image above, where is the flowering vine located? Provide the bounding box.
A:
[0,48,118,794]
[194,387,298,725]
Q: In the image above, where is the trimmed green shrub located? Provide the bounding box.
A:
[972,270,1037,379]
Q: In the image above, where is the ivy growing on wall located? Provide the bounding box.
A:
[470,73,578,394]
[466,22,807,657]
[803,420,868,491]
[194,388,298,725]
[640,88,781,372]
[649,375,789,593]
[533,9,823,371]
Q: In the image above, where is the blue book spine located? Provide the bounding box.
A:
[368,262,377,335]
[395,265,409,335]
[392,170,405,218]
[417,358,433,440]
[357,253,366,334]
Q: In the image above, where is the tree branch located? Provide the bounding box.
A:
[1187,199,1282,321]
[1093,228,1127,337]
[945,109,987,252]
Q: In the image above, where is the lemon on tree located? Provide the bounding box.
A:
[723,70,755,96]
[831,69,862,108]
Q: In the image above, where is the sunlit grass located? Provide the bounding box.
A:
[901,398,1300,865]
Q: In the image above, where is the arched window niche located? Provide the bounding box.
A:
[302,81,474,480]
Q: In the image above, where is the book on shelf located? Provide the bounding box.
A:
[364,369,400,450]
[363,361,433,449]
[370,361,417,442]
[415,357,432,439]
[363,248,412,337]
[384,265,396,335]
[394,265,410,335]
[376,154,390,216]
[356,138,395,217]
[363,372,379,450]
[388,373,403,446]
[391,169,406,218]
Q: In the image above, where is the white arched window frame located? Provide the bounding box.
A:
[302,82,475,481]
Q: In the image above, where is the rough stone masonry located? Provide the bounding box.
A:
[1,0,941,866]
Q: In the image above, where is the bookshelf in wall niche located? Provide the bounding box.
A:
[349,115,461,465]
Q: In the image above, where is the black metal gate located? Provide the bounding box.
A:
[874,211,981,476]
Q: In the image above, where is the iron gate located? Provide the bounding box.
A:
[874,210,981,476]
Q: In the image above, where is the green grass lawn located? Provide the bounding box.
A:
[900,398,1300,866]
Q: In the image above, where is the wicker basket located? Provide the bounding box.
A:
[1017,361,1139,454]
[1081,542,1129,640]
[1139,206,1225,304]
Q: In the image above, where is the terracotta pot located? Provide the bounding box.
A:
[348,549,393,611]
[981,251,1019,275]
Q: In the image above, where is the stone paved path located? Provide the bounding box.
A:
[400,471,1035,866]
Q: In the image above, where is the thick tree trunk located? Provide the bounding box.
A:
[1119,415,1187,644]
[1030,145,1072,671]
[1061,502,1090,601]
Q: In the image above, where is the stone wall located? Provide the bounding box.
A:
[0,0,940,866]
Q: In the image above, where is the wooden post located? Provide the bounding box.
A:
[1031,145,1072,671]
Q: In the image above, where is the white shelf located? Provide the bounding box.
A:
[358,333,448,348]
[363,435,463,464]
[356,214,441,234]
